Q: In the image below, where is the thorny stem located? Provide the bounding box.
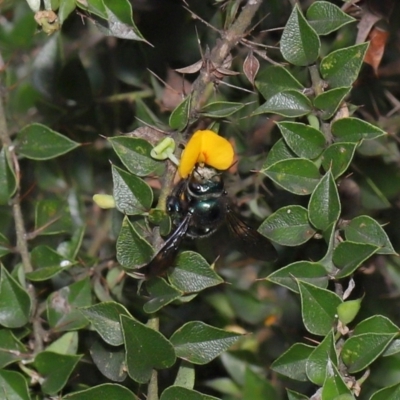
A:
[190,0,264,115]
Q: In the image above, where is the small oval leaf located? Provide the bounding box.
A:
[170,321,241,365]
[16,123,79,160]
[259,205,316,246]
[262,158,321,195]
[281,5,320,66]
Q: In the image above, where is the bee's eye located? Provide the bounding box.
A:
[189,182,202,194]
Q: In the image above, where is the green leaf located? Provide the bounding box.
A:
[47,277,91,331]
[63,383,139,400]
[0,370,30,400]
[0,148,16,205]
[109,136,162,176]
[76,0,108,19]
[116,217,153,268]
[256,66,304,99]
[103,0,133,26]
[259,205,316,246]
[320,43,369,88]
[322,361,353,399]
[168,251,224,293]
[31,245,69,269]
[27,267,66,282]
[306,330,337,385]
[321,142,357,178]
[169,95,191,130]
[170,321,241,365]
[0,265,31,328]
[287,388,309,400]
[35,351,81,395]
[80,301,132,346]
[331,117,386,143]
[200,101,246,118]
[16,123,79,160]
[306,1,356,35]
[112,165,153,215]
[266,261,328,293]
[253,90,313,117]
[333,241,379,278]
[121,315,176,383]
[370,382,400,400]
[46,331,78,355]
[297,280,342,336]
[0,330,27,368]
[27,245,73,281]
[308,171,341,231]
[353,315,399,335]
[59,0,76,24]
[34,198,73,235]
[271,343,314,381]
[277,122,326,159]
[243,367,278,399]
[263,138,297,168]
[225,288,273,325]
[58,225,86,260]
[341,332,397,373]
[143,278,183,313]
[0,233,11,259]
[204,377,240,397]
[161,386,220,400]
[90,338,127,382]
[104,0,146,41]
[383,339,400,357]
[341,316,399,371]
[281,5,320,66]
[314,87,352,120]
[135,99,164,127]
[92,3,147,41]
[262,158,321,195]
[344,215,397,255]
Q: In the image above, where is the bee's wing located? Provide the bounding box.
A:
[225,204,277,262]
[140,212,192,279]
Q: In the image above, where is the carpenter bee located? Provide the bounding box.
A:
[140,165,277,278]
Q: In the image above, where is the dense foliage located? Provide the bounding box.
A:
[1,0,400,399]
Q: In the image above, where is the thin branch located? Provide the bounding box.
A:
[0,72,32,273]
[147,315,160,400]
[190,0,264,114]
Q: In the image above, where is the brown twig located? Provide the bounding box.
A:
[0,70,32,274]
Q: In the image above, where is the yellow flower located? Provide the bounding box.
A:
[178,130,235,178]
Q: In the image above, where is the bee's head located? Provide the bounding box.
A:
[187,164,224,197]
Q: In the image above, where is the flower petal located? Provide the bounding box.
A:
[178,131,203,178]
[199,130,234,171]
[178,130,234,178]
